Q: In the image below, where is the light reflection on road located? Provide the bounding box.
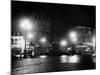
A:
[12,54,95,74]
[39,55,47,58]
[68,55,80,63]
[60,55,80,63]
[60,55,68,63]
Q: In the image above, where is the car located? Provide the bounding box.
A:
[11,48,24,59]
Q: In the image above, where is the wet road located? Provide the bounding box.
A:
[11,54,95,75]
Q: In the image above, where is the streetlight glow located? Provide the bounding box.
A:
[60,40,68,47]
[69,31,78,43]
[27,33,33,40]
[40,37,47,44]
[19,18,33,31]
[70,32,77,38]
[72,38,77,42]
[18,17,36,51]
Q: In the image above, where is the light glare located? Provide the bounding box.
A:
[27,33,33,39]
[40,37,47,44]
[19,18,33,31]
[60,40,68,47]
[69,31,78,43]
[70,32,77,38]
[72,38,77,42]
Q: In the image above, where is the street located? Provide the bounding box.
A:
[11,1,96,75]
[11,54,95,75]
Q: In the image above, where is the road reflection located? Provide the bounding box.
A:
[68,55,80,63]
[60,55,68,63]
[12,54,95,74]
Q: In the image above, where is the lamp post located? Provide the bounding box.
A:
[39,37,47,53]
[19,18,33,51]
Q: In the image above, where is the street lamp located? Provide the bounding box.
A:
[27,33,34,40]
[19,18,33,31]
[19,17,33,51]
[60,39,68,47]
[40,37,47,44]
[69,31,78,43]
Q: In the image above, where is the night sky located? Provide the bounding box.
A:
[12,1,96,38]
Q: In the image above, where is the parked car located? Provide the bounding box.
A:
[11,47,24,58]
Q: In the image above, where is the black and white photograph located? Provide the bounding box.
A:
[11,0,96,75]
